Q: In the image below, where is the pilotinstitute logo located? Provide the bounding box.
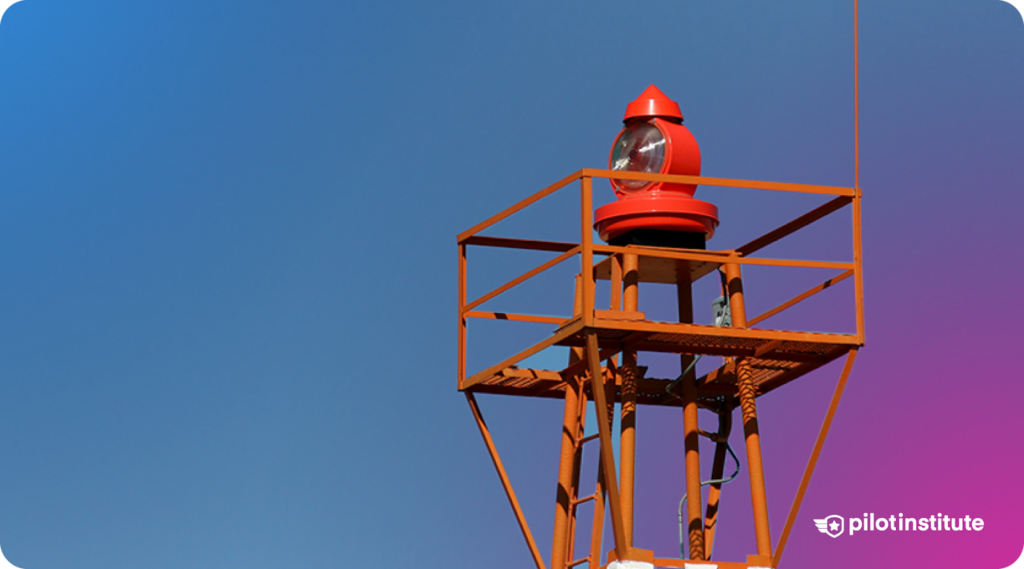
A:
[814,515,845,538]
[814,513,986,538]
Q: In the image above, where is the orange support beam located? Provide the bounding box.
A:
[585,332,629,561]
[677,261,705,561]
[619,253,639,546]
[725,262,773,559]
[465,393,548,569]
[773,349,859,568]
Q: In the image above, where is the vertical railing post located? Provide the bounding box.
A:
[610,254,623,312]
[458,243,467,388]
[853,191,865,345]
[581,176,594,327]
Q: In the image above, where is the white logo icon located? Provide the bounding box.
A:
[814,515,845,539]
[0,544,24,569]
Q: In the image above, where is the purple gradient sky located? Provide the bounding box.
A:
[0,1,1021,568]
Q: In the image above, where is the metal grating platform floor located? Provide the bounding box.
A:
[463,316,857,405]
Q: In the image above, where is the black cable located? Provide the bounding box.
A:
[678,442,741,560]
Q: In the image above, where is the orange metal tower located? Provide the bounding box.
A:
[458,165,862,568]
[457,7,863,569]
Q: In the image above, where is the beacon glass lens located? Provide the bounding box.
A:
[610,122,666,192]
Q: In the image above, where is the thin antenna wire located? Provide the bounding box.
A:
[854,0,860,189]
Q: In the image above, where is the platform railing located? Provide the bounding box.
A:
[457,169,864,389]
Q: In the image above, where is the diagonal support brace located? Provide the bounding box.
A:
[466,393,548,569]
[585,332,629,562]
[773,348,859,567]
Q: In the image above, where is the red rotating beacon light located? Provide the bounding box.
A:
[594,85,719,249]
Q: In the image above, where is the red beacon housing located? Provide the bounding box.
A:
[594,85,719,249]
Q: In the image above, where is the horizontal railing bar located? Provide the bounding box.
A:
[580,168,856,197]
[463,235,578,252]
[592,244,852,270]
[591,244,734,265]
[465,311,568,325]
[721,257,852,270]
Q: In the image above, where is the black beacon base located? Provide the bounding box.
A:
[607,229,706,250]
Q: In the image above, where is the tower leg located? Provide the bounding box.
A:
[677,261,705,560]
[725,262,773,559]
[553,276,588,569]
[619,253,639,547]
[738,361,772,558]
[552,376,583,569]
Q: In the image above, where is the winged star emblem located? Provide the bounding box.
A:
[814,515,844,538]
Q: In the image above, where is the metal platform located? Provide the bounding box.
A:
[463,316,856,404]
